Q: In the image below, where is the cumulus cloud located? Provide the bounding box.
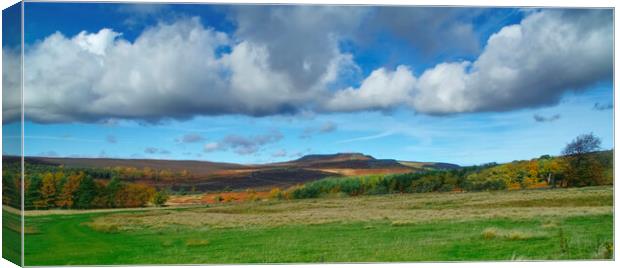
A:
[327,9,612,114]
[533,114,560,123]
[3,8,612,124]
[22,18,239,123]
[12,14,358,124]
[324,65,416,112]
[2,47,21,123]
[230,5,366,91]
[117,3,169,29]
[202,131,283,155]
[359,7,482,56]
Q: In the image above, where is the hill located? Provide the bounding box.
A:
[6,153,458,193]
[399,161,460,170]
[293,153,375,163]
[281,153,410,169]
[22,156,244,175]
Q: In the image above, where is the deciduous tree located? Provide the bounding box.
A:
[562,133,603,187]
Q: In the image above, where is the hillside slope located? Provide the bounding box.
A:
[8,153,459,192]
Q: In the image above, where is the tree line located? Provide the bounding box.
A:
[2,162,169,210]
[289,134,612,199]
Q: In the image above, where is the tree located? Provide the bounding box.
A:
[104,177,122,208]
[562,133,601,157]
[562,133,603,187]
[115,183,156,208]
[55,172,84,208]
[25,174,43,209]
[34,172,57,209]
[2,173,19,208]
[54,171,66,191]
[75,175,97,209]
[90,181,110,208]
[153,189,169,207]
[538,157,564,188]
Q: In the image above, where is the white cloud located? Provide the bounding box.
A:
[2,9,612,124]
[412,10,612,114]
[326,10,612,114]
[1,47,21,123]
[13,13,359,123]
[325,65,416,112]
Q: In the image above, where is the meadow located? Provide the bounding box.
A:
[5,186,613,265]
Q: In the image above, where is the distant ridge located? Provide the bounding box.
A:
[17,156,245,175]
[294,153,375,162]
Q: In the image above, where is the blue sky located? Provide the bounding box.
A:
[2,3,613,166]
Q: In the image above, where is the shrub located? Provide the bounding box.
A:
[292,185,320,199]
[153,189,169,207]
[268,187,283,199]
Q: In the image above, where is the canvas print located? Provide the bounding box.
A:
[1,1,615,266]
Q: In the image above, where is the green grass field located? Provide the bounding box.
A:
[2,207,21,266]
[6,186,614,265]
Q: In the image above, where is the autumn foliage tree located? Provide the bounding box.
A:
[561,133,604,187]
[34,172,57,209]
[25,174,43,209]
[153,189,169,207]
[537,155,565,188]
[55,172,84,208]
[115,183,156,208]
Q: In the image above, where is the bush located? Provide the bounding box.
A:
[153,189,169,207]
[268,187,283,199]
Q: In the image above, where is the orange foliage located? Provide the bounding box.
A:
[55,172,84,208]
[114,183,156,208]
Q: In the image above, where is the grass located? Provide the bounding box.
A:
[9,186,613,265]
[2,206,22,266]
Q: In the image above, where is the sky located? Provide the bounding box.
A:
[1,3,614,166]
